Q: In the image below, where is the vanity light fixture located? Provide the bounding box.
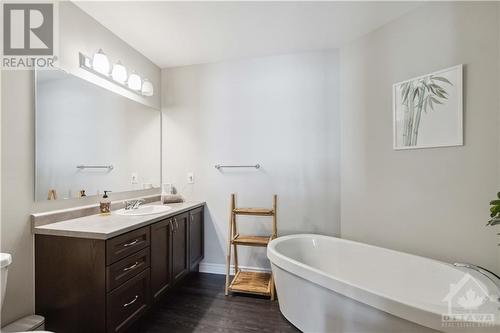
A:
[79,51,154,97]
[141,79,154,97]
[111,61,127,84]
[92,49,110,75]
[127,72,142,91]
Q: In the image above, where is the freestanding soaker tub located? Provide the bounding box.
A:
[267,234,500,333]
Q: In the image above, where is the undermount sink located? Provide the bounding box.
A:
[115,205,172,216]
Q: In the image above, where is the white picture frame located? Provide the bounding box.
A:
[393,64,463,150]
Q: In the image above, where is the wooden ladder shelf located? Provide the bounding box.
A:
[225,193,277,300]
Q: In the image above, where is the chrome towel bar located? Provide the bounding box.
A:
[76,164,114,170]
[215,164,260,170]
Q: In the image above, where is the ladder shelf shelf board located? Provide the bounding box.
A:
[231,235,272,247]
[228,271,273,296]
[225,193,278,300]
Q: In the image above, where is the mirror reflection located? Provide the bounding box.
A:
[35,69,161,201]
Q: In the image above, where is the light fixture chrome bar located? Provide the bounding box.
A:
[214,164,260,170]
[78,52,145,97]
[76,164,114,170]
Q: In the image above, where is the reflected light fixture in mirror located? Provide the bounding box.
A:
[111,61,127,84]
[142,79,154,97]
[83,56,91,68]
[128,73,142,91]
[92,49,110,75]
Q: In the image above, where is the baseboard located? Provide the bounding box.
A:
[199,262,271,275]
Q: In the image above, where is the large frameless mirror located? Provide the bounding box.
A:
[35,69,161,201]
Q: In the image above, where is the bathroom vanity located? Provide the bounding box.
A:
[33,201,204,333]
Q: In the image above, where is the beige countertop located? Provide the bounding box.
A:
[33,201,205,240]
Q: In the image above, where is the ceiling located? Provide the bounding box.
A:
[74,1,422,69]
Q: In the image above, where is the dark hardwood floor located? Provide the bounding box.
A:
[132,272,299,333]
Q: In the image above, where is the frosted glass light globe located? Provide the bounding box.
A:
[141,79,154,96]
[111,62,128,84]
[127,73,142,91]
[92,49,110,75]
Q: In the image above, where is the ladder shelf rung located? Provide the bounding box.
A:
[232,235,271,247]
[233,208,274,216]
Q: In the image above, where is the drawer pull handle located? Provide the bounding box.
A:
[123,295,139,308]
[174,218,179,230]
[123,239,139,247]
[123,261,139,272]
[170,220,175,234]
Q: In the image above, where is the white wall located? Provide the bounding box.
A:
[0,3,161,326]
[162,51,340,269]
[2,71,38,326]
[340,2,500,273]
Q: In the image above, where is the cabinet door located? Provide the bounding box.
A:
[150,219,172,300]
[189,207,204,271]
[172,213,189,283]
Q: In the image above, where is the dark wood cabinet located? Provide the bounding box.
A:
[106,247,150,291]
[35,205,204,333]
[189,207,204,270]
[106,226,150,264]
[172,212,189,283]
[107,269,150,333]
[150,218,172,300]
[35,235,106,333]
[150,207,204,299]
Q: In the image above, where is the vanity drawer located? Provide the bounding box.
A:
[107,227,150,264]
[107,268,150,333]
[106,247,150,291]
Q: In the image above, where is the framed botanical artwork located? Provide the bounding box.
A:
[393,64,463,150]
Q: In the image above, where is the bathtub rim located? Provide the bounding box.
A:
[267,234,500,331]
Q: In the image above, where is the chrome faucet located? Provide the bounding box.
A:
[453,262,500,302]
[124,199,145,210]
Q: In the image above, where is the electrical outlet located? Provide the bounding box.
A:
[187,172,194,184]
[131,173,138,184]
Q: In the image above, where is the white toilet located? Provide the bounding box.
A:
[1,253,53,333]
